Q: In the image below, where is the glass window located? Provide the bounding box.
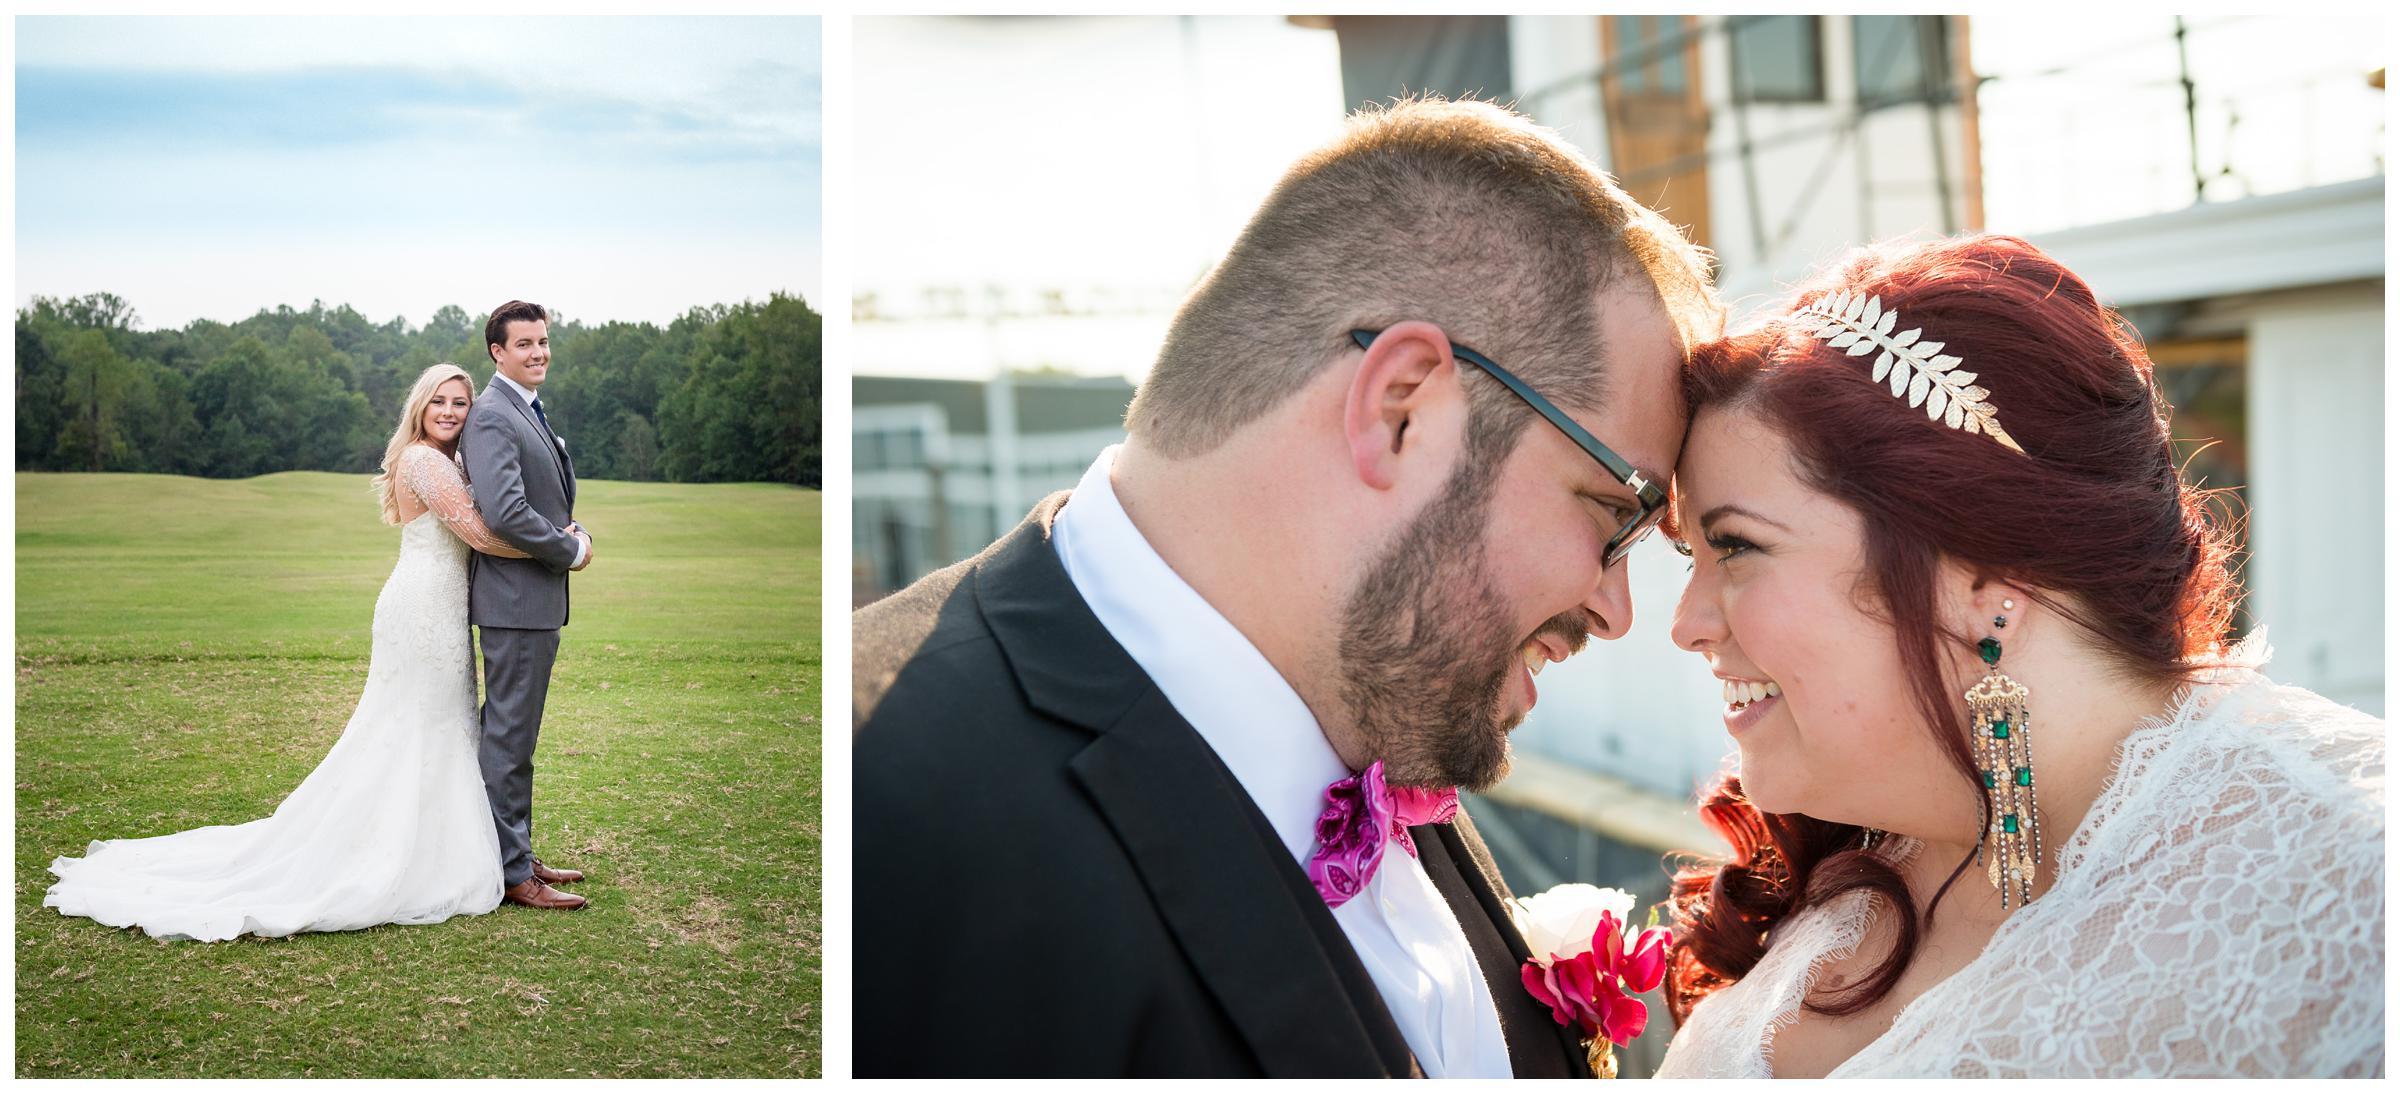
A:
[1652,17,1686,92]
[877,510,912,593]
[1730,15,1823,103]
[1610,16,1650,92]
[1853,15,1949,107]
[1609,15,1688,95]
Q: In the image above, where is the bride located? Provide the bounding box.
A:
[44,363,588,941]
[1654,235,2383,1077]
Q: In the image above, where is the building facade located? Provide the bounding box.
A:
[853,373,1133,604]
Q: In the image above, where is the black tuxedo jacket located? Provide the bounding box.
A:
[854,494,1591,1078]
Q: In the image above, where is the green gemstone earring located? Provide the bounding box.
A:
[1966,611,2042,909]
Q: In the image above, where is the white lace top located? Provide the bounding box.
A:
[1658,652,2385,1078]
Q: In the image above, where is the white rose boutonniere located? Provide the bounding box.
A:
[1511,883,1671,1079]
[1515,882,1636,959]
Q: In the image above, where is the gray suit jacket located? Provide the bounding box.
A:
[463,377,581,630]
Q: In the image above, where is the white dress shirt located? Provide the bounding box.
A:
[1051,445,1514,1078]
[487,370,585,568]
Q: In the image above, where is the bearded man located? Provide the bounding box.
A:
[854,96,1720,1078]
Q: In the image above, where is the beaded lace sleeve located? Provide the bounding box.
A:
[401,446,531,558]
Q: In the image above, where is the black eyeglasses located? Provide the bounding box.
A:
[1350,328,1669,567]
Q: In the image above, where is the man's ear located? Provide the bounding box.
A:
[1343,322,1464,491]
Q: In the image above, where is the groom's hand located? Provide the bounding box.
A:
[570,529,594,571]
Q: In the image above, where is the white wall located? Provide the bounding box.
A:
[2244,286,2385,714]
[2033,179,2386,714]
[1507,16,1611,168]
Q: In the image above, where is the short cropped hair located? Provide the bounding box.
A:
[1124,96,1719,472]
[485,300,550,363]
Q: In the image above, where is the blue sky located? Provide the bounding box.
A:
[16,16,820,330]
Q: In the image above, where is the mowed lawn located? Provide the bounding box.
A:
[15,472,820,1078]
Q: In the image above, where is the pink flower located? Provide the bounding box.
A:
[1622,934,1668,996]
[1520,908,1675,1046]
[1600,908,1670,996]
[1521,949,1607,1038]
[1592,977,1646,1046]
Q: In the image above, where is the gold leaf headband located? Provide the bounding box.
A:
[1797,290,2024,454]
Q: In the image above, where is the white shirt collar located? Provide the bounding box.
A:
[491,369,543,410]
[1051,445,1351,864]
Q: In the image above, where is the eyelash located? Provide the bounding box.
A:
[1673,533,1761,572]
[1707,533,1758,561]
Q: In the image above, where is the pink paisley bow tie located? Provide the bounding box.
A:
[1307,759,1460,909]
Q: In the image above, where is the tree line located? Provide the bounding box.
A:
[15,292,821,486]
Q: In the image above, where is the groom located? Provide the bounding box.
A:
[465,299,594,911]
[855,99,1720,1076]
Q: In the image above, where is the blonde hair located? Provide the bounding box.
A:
[374,363,475,524]
[1126,95,1721,462]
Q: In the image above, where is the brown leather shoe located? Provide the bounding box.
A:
[530,858,585,885]
[504,876,587,910]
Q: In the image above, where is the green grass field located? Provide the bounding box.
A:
[15,472,821,1078]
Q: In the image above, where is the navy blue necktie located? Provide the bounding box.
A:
[530,396,554,437]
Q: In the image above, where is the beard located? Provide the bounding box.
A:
[1336,461,1574,792]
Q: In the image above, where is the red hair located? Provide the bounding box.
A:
[1663,235,2242,1022]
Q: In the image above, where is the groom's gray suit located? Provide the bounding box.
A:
[462,376,582,889]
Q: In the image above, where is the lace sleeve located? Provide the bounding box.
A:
[401,447,532,558]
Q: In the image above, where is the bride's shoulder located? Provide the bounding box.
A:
[2170,671,2381,798]
[2070,673,2381,915]
[399,443,459,470]
[2246,678,2381,780]
[2114,651,2380,789]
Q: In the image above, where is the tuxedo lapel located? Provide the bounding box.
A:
[976,498,1418,1078]
[1413,813,1595,1078]
[485,379,572,501]
[1070,696,1418,1078]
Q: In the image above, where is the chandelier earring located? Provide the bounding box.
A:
[1966,604,2043,909]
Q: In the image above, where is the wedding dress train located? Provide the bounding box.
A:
[44,446,512,941]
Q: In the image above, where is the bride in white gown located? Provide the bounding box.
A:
[1653,236,2382,1078]
[45,363,585,942]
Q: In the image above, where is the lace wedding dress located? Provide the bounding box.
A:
[44,445,520,941]
[1658,642,2385,1078]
